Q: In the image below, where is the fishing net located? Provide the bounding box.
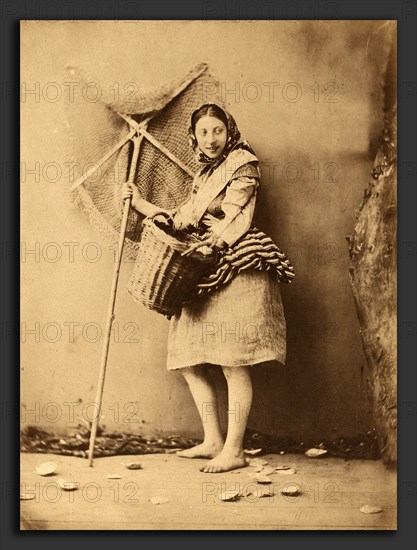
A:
[63,62,223,260]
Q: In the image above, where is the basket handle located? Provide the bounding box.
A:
[146,210,174,225]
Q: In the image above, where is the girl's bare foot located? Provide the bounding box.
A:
[176,441,223,459]
[199,449,247,473]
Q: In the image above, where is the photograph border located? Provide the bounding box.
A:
[3,0,416,547]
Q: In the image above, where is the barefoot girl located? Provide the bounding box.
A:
[122,103,292,473]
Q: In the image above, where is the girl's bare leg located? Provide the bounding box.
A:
[200,366,252,473]
[176,365,224,458]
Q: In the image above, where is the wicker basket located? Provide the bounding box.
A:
[127,213,215,317]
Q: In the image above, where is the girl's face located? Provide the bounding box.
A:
[194,115,227,159]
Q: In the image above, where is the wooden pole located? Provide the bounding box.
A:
[87,133,143,467]
[118,113,195,178]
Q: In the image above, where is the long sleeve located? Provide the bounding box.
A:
[209,164,260,246]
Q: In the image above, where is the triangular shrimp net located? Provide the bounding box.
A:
[63,63,222,260]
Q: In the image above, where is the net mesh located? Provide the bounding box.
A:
[63,63,222,260]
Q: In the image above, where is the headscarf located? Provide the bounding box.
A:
[188,103,243,171]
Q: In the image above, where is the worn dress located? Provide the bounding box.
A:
[166,147,286,370]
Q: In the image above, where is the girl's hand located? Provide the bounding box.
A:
[181,232,224,257]
[172,210,193,231]
[121,181,140,208]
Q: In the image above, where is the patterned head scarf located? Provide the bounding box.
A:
[188,103,241,167]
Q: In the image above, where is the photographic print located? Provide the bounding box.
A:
[20,19,397,530]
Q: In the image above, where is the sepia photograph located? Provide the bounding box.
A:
[20,19,397,530]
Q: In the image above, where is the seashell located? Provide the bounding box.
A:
[20,492,36,500]
[255,475,272,484]
[239,488,253,498]
[57,478,79,491]
[220,491,240,501]
[360,505,383,514]
[259,490,275,498]
[244,448,263,456]
[305,448,328,458]
[276,468,296,475]
[35,462,57,476]
[106,474,122,480]
[150,496,169,505]
[258,467,275,476]
[281,485,300,496]
[123,462,143,470]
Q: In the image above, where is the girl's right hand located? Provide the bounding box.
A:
[121,182,140,208]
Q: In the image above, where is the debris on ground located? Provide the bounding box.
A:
[243,448,262,455]
[259,490,275,498]
[281,485,301,496]
[254,475,273,484]
[149,496,169,505]
[305,448,328,458]
[122,462,143,470]
[359,505,383,514]
[35,462,57,476]
[20,492,36,501]
[20,426,381,460]
[256,466,275,476]
[56,478,79,491]
[244,430,380,459]
[21,425,200,458]
[220,490,240,502]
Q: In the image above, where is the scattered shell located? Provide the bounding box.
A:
[276,468,297,475]
[57,478,79,491]
[123,462,143,470]
[220,491,240,502]
[35,462,57,476]
[243,448,262,456]
[20,492,36,500]
[258,466,275,476]
[360,505,383,514]
[275,466,291,471]
[59,439,67,445]
[106,474,122,480]
[279,451,285,455]
[281,485,300,496]
[255,475,273,484]
[259,490,275,498]
[305,448,328,458]
[150,496,169,505]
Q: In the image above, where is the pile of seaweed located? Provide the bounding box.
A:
[20,425,381,460]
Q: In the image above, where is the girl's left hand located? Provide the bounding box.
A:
[181,232,223,257]
[172,210,193,231]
